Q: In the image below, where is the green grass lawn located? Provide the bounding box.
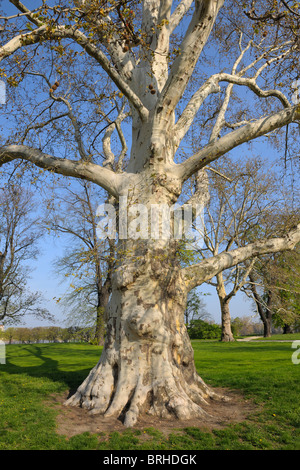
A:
[0,339,299,450]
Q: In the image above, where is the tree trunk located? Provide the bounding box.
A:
[66,176,226,426]
[220,297,235,342]
[66,239,224,426]
[248,273,273,338]
[216,273,235,342]
[263,292,274,338]
[94,280,111,346]
[263,315,272,338]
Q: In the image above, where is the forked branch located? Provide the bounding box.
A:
[0,145,124,197]
[175,105,300,182]
[182,224,300,291]
[0,23,149,122]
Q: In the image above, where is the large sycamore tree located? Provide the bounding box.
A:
[0,0,300,426]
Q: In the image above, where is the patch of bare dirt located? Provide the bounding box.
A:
[47,388,259,438]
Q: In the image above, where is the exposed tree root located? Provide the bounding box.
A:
[65,353,229,427]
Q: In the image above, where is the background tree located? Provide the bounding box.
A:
[45,180,115,345]
[0,0,299,426]
[0,327,16,344]
[196,157,279,341]
[0,183,53,325]
[246,246,300,336]
[231,316,263,336]
[13,327,32,343]
[185,288,210,326]
[241,199,300,336]
[272,249,300,333]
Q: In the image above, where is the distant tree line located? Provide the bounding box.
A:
[0,326,96,344]
[231,315,300,337]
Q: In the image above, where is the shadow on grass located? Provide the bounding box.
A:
[3,343,102,394]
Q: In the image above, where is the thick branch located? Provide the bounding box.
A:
[173,35,293,148]
[0,25,149,122]
[139,0,172,93]
[217,73,290,108]
[49,93,89,161]
[169,0,194,33]
[182,224,300,291]
[155,0,224,124]
[0,145,123,198]
[176,105,300,181]
[174,66,291,148]
[173,77,220,148]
